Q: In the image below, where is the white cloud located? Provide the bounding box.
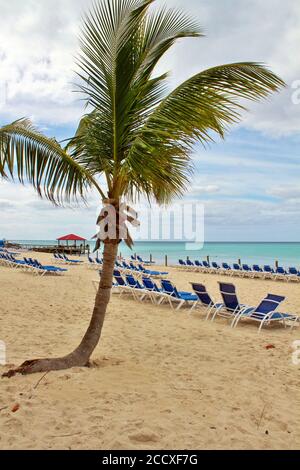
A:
[0,199,15,211]
[157,0,300,137]
[267,186,300,200]
[189,184,220,196]
[0,0,299,136]
[0,179,101,239]
[0,0,87,126]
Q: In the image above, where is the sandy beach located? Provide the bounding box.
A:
[0,252,299,450]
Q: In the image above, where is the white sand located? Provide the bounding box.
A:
[0,252,299,450]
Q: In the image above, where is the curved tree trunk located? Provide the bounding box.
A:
[2,242,118,378]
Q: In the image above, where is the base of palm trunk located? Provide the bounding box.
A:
[2,353,90,378]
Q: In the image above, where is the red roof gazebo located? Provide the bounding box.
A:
[57,234,87,251]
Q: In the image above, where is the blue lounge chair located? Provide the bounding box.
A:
[232,263,244,277]
[28,258,43,270]
[116,260,131,273]
[137,263,168,278]
[115,261,131,275]
[137,255,154,265]
[136,262,164,277]
[87,255,98,269]
[125,274,152,301]
[4,253,19,266]
[141,277,171,304]
[263,265,275,279]
[233,294,298,332]
[287,267,300,282]
[23,257,39,273]
[178,259,187,269]
[23,258,66,276]
[194,260,204,270]
[30,258,67,276]
[56,253,69,263]
[210,282,249,322]
[275,267,288,281]
[93,256,102,266]
[54,253,69,265]
[190,283,224,318]
[221,263,232,275]
[38,263,67,276]
[0,253,10,266]
[3,254,27,270]
[123,261,137,273]
[211,262,220,271]
[252,265,263,277]
[62,254,83,265]
[36,259,67,272]
[264,265,274,273]
[186,259,196,270]
[5,250,19,256]
[113,270,136,297]
[129,261,141,272]
[161,279,198,310]
[0,253,12,266]
[0,253,13,267]
[202,261,212,273]
[122,261,133,270]
[242,264,254,278]
[116,261,131,274]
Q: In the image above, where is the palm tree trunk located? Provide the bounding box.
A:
[71,242,118,363]
[2,243,118,377]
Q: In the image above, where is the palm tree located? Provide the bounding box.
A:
[1,0,284,376]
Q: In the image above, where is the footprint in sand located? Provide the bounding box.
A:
[89,415,104,423]
[129,430,161,443]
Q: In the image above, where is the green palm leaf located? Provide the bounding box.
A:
[144,62,285,145]
[0,118,104,203]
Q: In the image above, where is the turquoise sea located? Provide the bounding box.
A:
[10,240,300,268]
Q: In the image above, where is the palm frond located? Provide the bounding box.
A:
[0,118,104,204]
[146,62,285,145]
[134,6,203,81]
[120,62,284,203]
[119,135,192,204]
[76,0,203,166]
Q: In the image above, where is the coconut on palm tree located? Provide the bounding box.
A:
[0,0,284,376]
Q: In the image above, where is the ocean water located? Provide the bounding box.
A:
[10,240,300,268]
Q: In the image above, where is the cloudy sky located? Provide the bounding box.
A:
[0,0,300,241]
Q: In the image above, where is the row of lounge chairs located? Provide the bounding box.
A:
[109,271,195,308]
[88,256,168,279]
[0,248,19,256]
[87,255,103,268]
[106,271,298,332]
[54,253,83,265]
[190,282,298,331]
[178,259,300,282]
[130,255,155,265]
[116,261,168,279]
[0,253,67,276]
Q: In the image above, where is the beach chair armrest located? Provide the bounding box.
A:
[237,306,255,317]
